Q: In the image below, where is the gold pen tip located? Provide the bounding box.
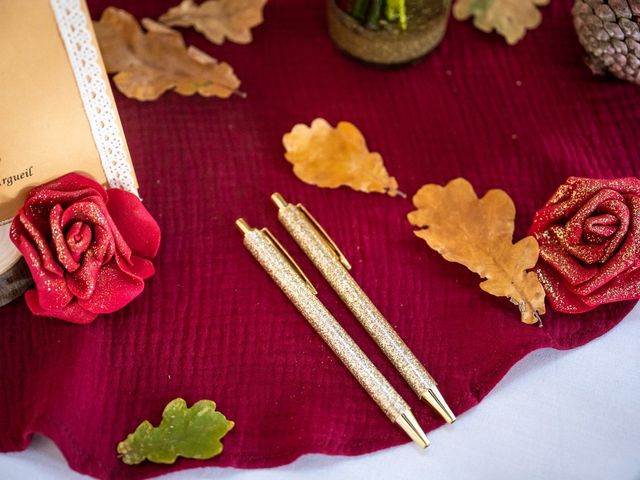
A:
[271,192,288,209]
[422,386,456,424]
[396,411,430,449]
[235,218,252,234]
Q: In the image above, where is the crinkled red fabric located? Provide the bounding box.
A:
[1,1,639,479]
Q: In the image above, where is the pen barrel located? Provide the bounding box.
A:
[243,230,410,422]
[279,206,436,398]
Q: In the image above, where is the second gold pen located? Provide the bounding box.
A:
[271,193,456,424]
[235,218,429,448]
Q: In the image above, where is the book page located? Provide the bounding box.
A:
[0,0,135,222]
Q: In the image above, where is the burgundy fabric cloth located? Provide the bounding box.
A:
[1,0,639,478]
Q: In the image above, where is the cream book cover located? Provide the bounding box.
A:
[0,0,136,295]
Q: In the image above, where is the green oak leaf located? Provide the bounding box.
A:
[117,398,234,465]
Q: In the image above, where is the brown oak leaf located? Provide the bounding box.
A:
[159,0,267,45]
[453,0,550,45]
[94,7,241,101]
[407,178,546,325]
[283,118,399,196]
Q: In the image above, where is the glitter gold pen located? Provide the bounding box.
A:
[235,218,430,448]
[271,193,456,424]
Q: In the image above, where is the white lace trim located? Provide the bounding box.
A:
[49,0,138,195]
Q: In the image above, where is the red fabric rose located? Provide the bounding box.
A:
[10,173,160,324]
[529,177,640,313]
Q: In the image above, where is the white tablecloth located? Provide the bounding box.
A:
[2,305,639,480]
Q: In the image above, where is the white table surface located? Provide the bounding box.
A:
[2,305,639,480]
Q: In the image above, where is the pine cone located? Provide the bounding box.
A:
[573,0,640,84]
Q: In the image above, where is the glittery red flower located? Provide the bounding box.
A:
[529,177,640,313]
[10,173,160,324]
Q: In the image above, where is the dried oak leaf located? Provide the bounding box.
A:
[117,398,234,465]
[283,118,399,196]
[453,0,550,45]
[407,178,546,325]
[159,0,267,45]
[94,7,241,101]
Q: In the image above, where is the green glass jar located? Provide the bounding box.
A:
[327,0,451,66]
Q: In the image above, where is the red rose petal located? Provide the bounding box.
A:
[596,199,630,262]
[66,222,92,260]
[117,254,156,280]
[106,189,161,259]
[537,230,597,286]
[13,213,63,277]
[66,252,103,301]
[24,290,97,324]
[573,196,640,296]
[61,197,129,264]
[529,177,640,234]
[61,199,110,230]
[563,189,623,245]
[23,188,103,227]
[68,194,134,263]
[21,174,108,233]
[77,259,145,314]
[91,226,115,265]
[552,224,608,265]
[15,236,72,311]
[27,173,107,203]
[584,214,618,240]
[560,242,607,265]
[49,205,80,273]
[582,263,640,307]
[535,263,592,313]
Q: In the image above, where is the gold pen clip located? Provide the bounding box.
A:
[295,204,352,271]
[271,193,352,271]
[261,227,318,295]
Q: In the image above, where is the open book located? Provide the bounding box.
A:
[0,0,136,301]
